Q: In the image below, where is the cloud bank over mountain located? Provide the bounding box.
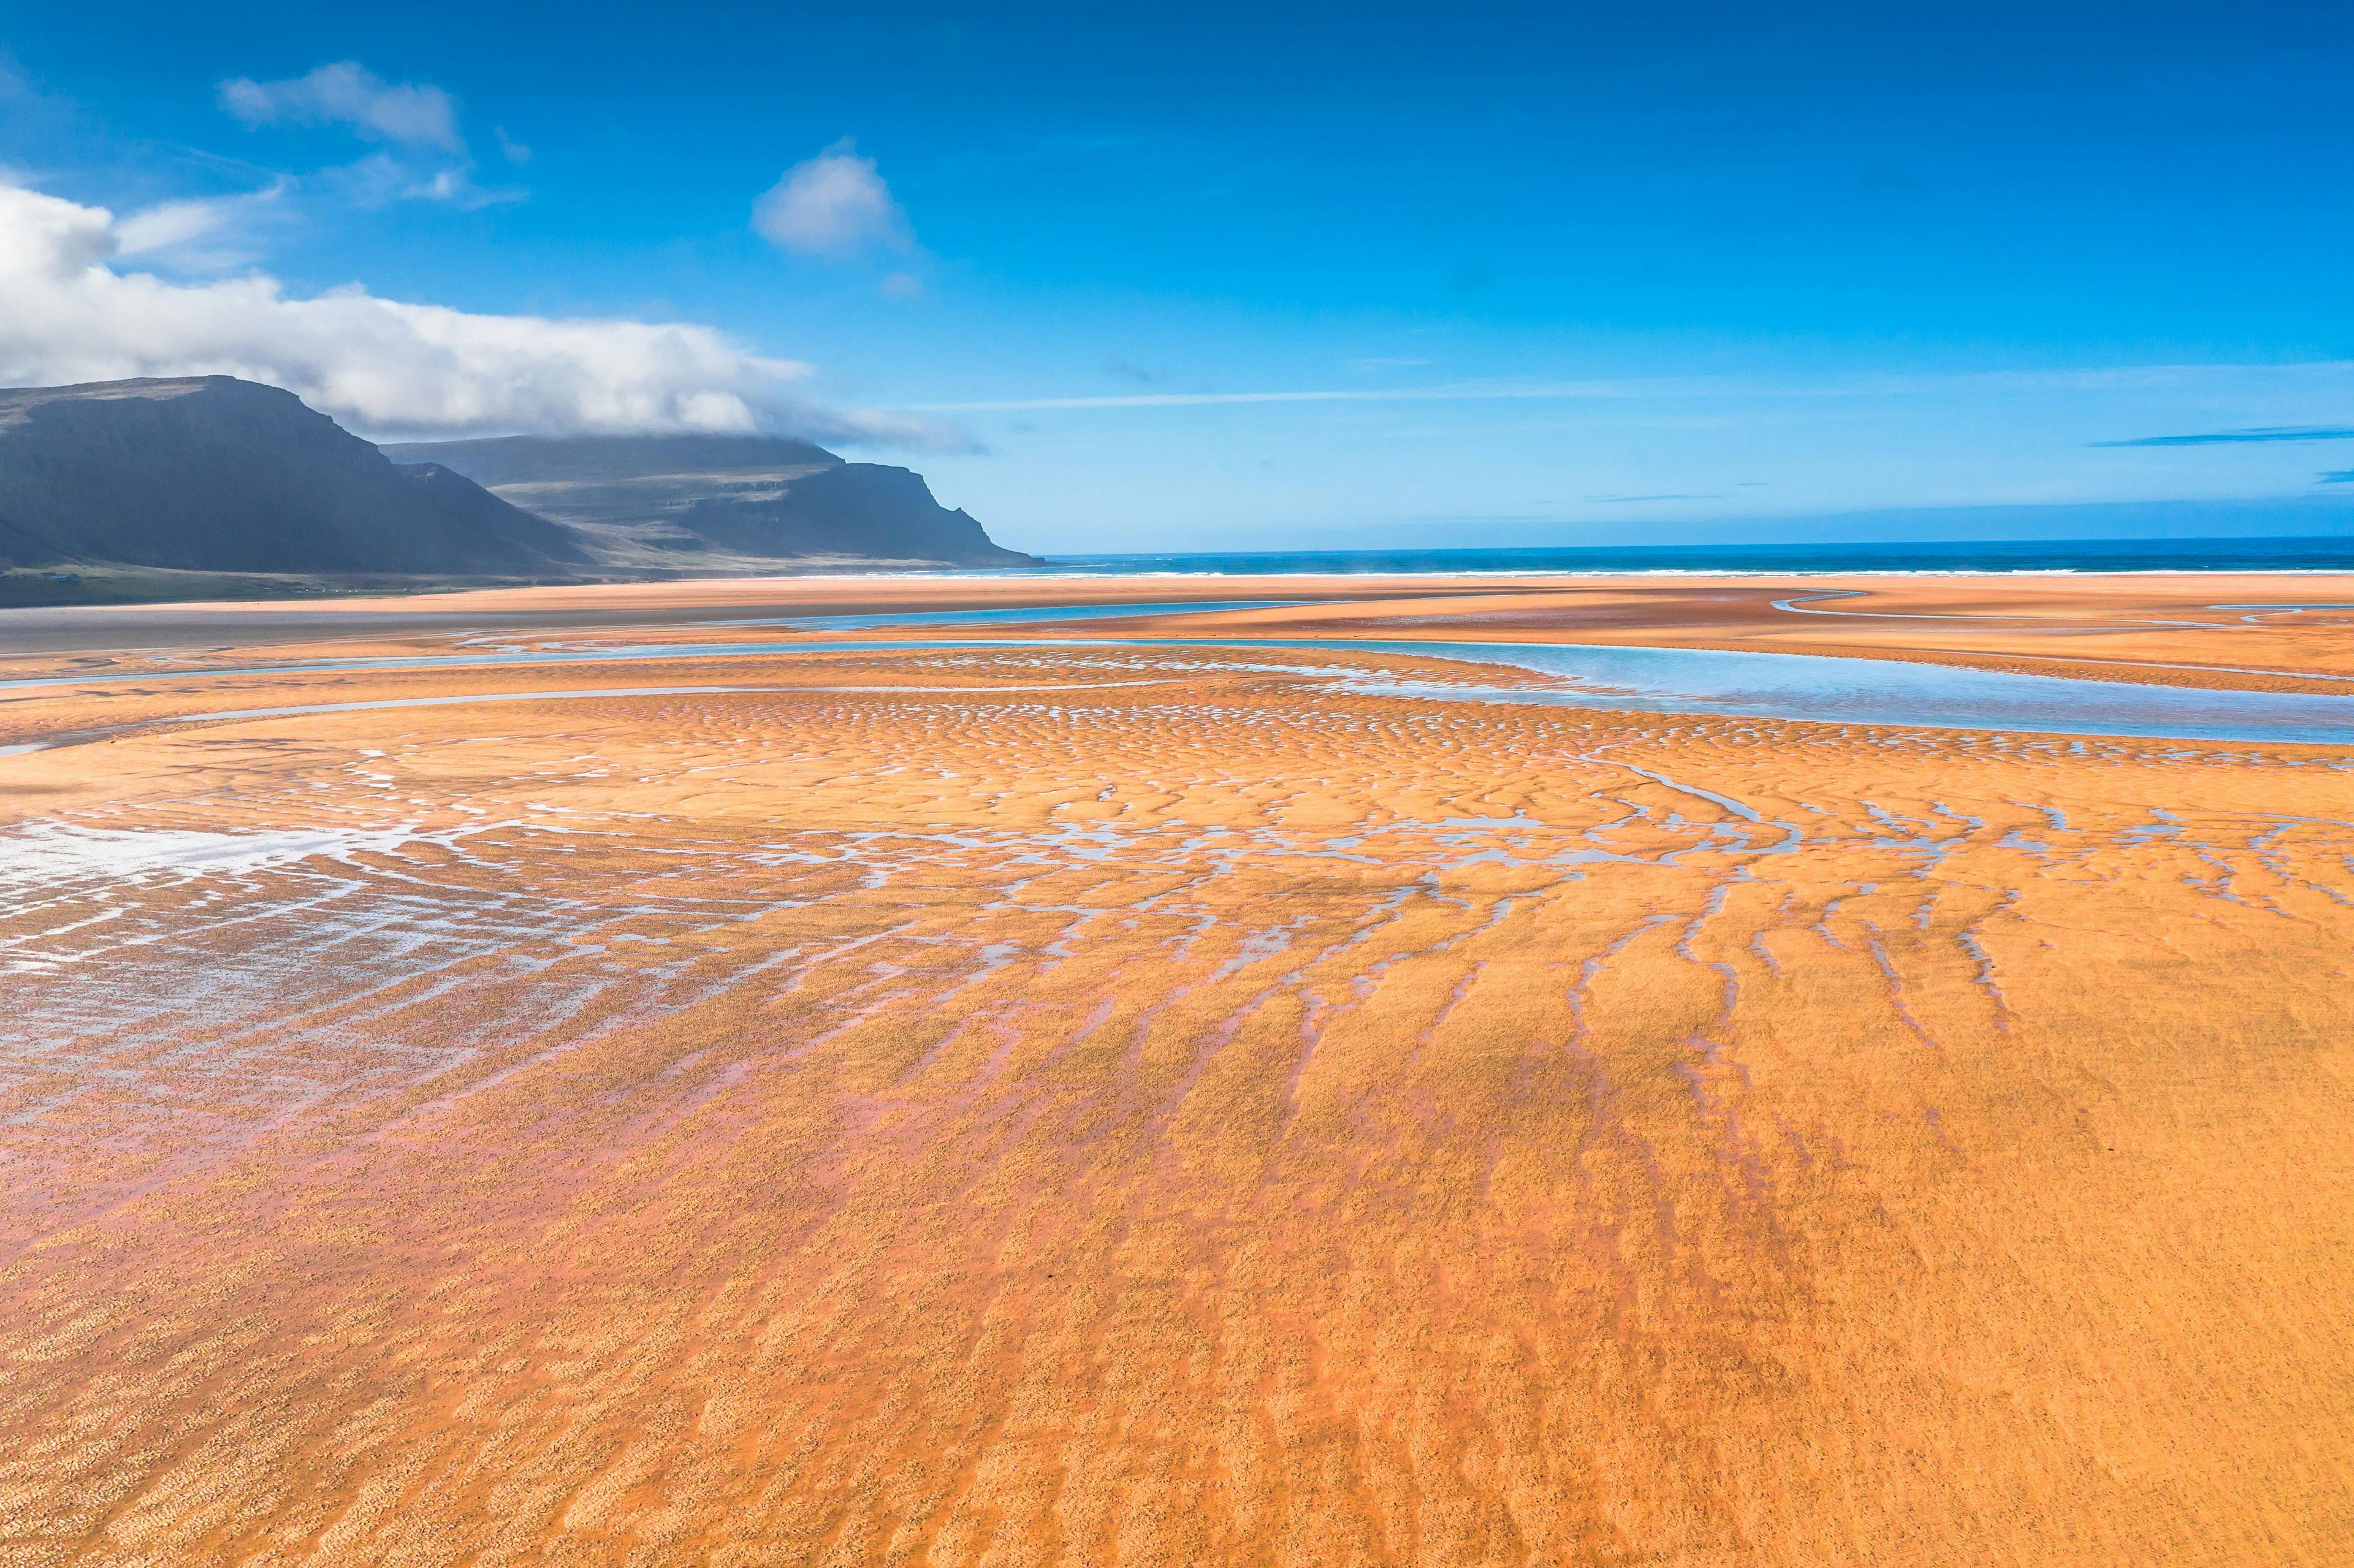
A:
[0,183,958,446]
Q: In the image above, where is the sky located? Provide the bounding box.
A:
[5,0,2354,555]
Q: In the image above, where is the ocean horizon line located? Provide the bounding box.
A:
[1021,534,2354,576]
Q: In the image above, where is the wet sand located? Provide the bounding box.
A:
[9,571,2349,691]
[1123,576,2354,693]
[2,580,2350,1566]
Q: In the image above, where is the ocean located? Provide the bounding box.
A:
[1035,535,2354,575]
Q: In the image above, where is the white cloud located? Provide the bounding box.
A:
[320,151,516,211]
[753,139,912,259]
[219,62,465,153]
[113,181,292,267]
[112,197,242,256]
[217,63,506,208]
[0,183,961,446]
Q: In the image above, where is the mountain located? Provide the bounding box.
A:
[382,434,1038,569]
[0,378,588,577]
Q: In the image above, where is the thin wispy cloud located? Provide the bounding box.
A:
[219,62,463,153]
[1589,492,1724,503]
[2091,425,2354,447]
[910,362,2354,414]
[912,382,1636,412]
[333,151,520,210]
[217,61,515,208]
[113,197,247,256]
[113,180,292,267]
[0,181,962,447]
[754,140,912,259]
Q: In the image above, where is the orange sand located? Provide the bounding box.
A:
[1121,576,2354,692]
[1,583,2350,1566]
[13,571,2348,690]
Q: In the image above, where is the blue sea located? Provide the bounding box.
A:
[1037,535,2354,576]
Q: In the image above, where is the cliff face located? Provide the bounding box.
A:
[676,463,1019,563]
[384,434,1037,569]
[0,378,587,575]
[0,379,1031,603]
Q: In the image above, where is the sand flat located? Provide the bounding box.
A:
[1,580,2350,1566]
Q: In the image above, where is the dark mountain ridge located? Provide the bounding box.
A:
[385,433,1037,569]
[0,378,1034,603]
[0,378,585,576]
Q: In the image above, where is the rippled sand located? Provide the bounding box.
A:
[2,585,2350,1566]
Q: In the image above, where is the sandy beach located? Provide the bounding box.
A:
[2,577,2350,1565]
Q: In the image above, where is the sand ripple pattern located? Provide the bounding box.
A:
[1,653,2350,1566]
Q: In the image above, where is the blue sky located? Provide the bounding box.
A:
[6,1,2354,552]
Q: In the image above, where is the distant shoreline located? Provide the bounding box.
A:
[10,533,2354,614]
[1034,534,2354,576]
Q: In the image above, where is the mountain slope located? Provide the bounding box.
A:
[384,434,1037,569]
[0,378,588,576]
